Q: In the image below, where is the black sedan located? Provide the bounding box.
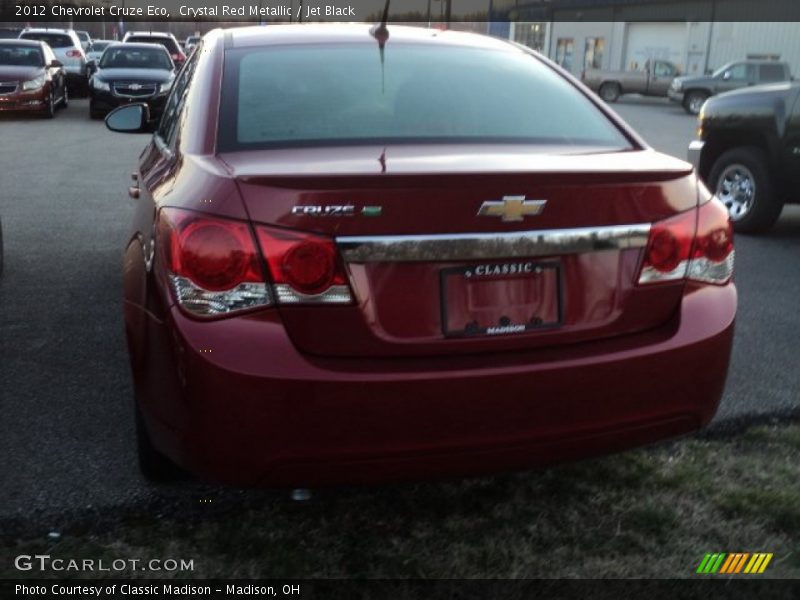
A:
[88,43,174,120]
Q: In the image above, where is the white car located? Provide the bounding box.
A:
[18,28,87,93]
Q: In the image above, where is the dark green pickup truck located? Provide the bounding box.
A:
[688,81,800,232]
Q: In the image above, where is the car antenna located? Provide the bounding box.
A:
[370,0,390,93]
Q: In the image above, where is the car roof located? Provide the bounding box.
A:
[21,28,76,35]
[106,42,170,52]
[0,38,45,48]
[225,24,517,52]
[125,31,175,39]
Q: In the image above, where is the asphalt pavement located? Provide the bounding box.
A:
[0,97,798,527]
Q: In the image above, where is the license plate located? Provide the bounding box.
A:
[440,261,562,337]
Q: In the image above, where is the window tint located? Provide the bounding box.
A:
[127,36,179,55]
[759,63,786,83]
[157,43,200,148]
[100,47,172,70]
[0,44,44,66]
[717,63,753,81]
[654,61,674,77]
[219,44,631,151]
[20,33,74,49]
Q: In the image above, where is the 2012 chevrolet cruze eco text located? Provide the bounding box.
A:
[107,25,737,485]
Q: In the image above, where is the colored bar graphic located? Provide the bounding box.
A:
[697,554,712,574]
[734,553,749,573]
[744,554,760,573]
[699,552,773,575]
[719,554,735,574]
[758,554,773,573]
[711,553,726,573]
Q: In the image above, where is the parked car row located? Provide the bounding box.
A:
[0,29,182,120]
[583,58,793,114]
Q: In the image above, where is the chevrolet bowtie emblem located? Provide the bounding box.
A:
[478,196,547,222]
[129,83,142,90]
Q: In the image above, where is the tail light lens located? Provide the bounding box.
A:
[256,226,353,305]
[156,209,353,317]
[687,198,734,284]
[171,53,184,62]
[66,49,83,58]
[637,209,695,284]
[157,209,271,317]
[638,199,733,286]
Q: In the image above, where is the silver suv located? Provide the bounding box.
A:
[18,28,87,94]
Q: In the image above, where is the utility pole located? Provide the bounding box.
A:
[444,0,451,28]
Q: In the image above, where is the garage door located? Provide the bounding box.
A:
[624,22,686,72]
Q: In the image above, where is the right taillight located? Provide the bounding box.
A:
[687,198,734,285]
[638,199,733,286]
[256,226,353,305]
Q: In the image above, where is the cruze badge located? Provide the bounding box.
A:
[478,196,547,222]
[291,205,382,217]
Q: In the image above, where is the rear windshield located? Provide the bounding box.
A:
[90,42,110,52]
[219,43,632,151]
[100,46,172,70]
[20,33,74,49]
[127,36,179,55]
[0,44,44,67]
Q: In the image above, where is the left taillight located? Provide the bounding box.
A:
[157,208,272,317]
[638,199,734,286]
[66,49,83,58]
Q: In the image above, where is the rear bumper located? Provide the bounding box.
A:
[134,282,736,487]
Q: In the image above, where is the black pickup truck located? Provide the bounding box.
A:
[688,81,800,232]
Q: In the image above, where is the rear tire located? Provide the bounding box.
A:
[598,82,621,103]
[683,90,708,115]
[708,146,782,233]
[58,86,68,109]
[135,400,183,482]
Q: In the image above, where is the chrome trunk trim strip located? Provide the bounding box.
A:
[337,224,651,263]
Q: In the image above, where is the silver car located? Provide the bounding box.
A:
[86,39,113,75]
[18,28,87,93]
[76,31,91,52]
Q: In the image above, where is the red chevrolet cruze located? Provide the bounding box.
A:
[106,25,736,485]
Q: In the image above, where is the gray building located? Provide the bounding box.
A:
[489,1,800,79]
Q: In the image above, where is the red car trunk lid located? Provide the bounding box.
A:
[222,146,696,358]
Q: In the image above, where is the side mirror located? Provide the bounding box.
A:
[105,103,151,134]
[722,71,731,80]
[50,59,63,68]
